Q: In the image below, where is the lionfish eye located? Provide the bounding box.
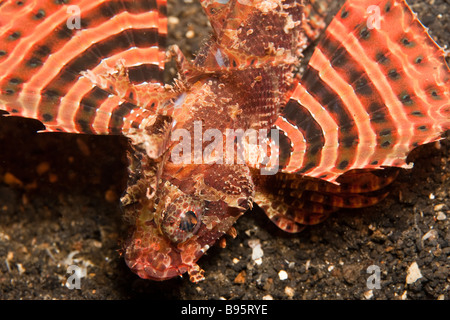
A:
[161,199,203,244]
[179,210,198,232]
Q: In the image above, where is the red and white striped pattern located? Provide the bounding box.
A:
[0,0,167,134]
[272,0,449,183]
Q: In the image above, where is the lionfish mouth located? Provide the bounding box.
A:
[123,222,207,282]
[123,230,182,281]
[125,255,185,281]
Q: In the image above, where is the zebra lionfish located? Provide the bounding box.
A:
[0,0,448,282]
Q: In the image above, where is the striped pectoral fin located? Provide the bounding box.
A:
[299,188,390,210]
[334,167,400,193]
[254,188,337,233]
[254,183,389,233]
[279,187,389,229]
[2,86,165,135]
[279,0,449,183]
[253,173,336,232]
[258,185,389,232]
[254,192,308,233]
[0,0,168,135]
[282,168,399,208]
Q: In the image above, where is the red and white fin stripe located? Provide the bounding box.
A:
[0,0,169,135]
[269,0,449,183]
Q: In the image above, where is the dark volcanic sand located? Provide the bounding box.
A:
[0,0,449,299]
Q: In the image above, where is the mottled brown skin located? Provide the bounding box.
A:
[122,117,255,281]
[121,0,306,281]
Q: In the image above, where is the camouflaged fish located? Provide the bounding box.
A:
[0,0,448,283]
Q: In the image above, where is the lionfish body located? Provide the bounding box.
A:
[0,0,448,282]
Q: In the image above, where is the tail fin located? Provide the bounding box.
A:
[0,0,169,134]
[275,0,449,183]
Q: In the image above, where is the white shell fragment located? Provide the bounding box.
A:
[248,239,264,261]
[363,290,374,300]
[422,229,438,241]
[406,262,422,284]
[278,270,288,280]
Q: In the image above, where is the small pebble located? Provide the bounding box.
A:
[0,231,10,241]
[363,290,373,300]
[284,286,295,298]
[436,212,446,220]
[305,260,311,271]
[168,16,179,25]
[36,162,50,175]
[433,204,446,211]
[234,270,246,284]
[278,270,288,280]
[105,189,118,203]
[16,263,25,275]
[7,251,14,261]
[422,229,438,241]
[401,291,408,300]
[48,173,58,183]
[186,30,195,39]
[3,172,23,186]
[248,239,264,261]
[406,262,422,284]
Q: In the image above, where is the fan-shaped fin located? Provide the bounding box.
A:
[266,0,449,183]
[253,167,399,232]
[0,0,170,134]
